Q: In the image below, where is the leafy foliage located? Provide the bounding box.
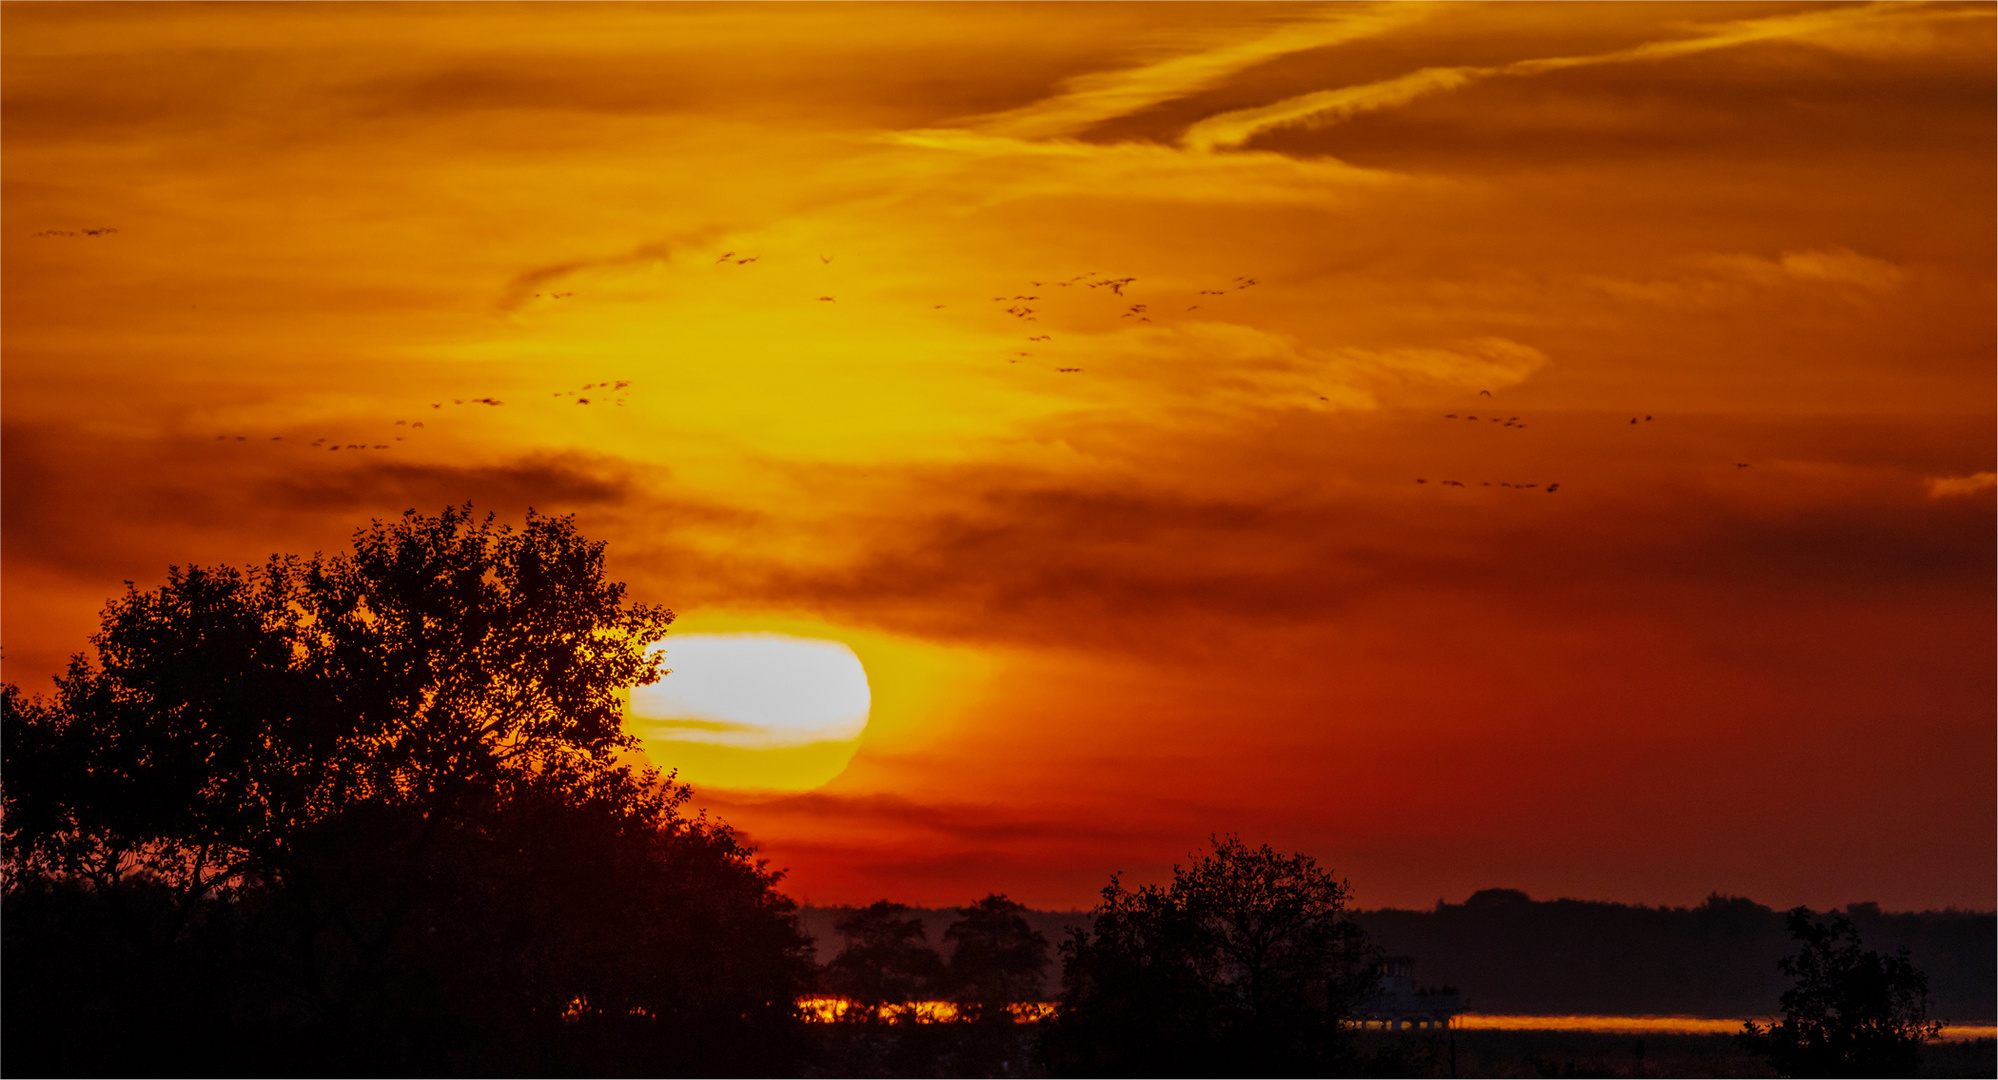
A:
[1044,835,1378,1076]
[1739,906,1943,1078]
[2,507,813,1075]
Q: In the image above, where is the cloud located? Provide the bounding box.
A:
[1,419,666,579]
[1586,247,1907,307]
[497,242,679,312]
[1180,3,1961,152]
[874,127,1410,208]
[700,788,1160,845]
[1183,65,1485,153]
[1706,247,1907,293]
[1925,472,1996,498]
[1324,337,1550,396]
[965,4,1435,141]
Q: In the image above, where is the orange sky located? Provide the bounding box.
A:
[5,1,1992,911]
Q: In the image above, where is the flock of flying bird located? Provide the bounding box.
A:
[157,238,1764,492]
[709,251,1258,375]
[210,379,635,451]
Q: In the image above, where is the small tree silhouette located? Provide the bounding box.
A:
[824,900,944,1011]
[941,893,1050,1020]
[1045,835,1378,1075]
[1739,906,1942,1078]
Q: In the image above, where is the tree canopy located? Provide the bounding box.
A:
[1739,906,1943,1078]
[1044,835,1378,1076]
[2,507,812,1075]
[941,893,1051,1020]
[823,900,946,1009]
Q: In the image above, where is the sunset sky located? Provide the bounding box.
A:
[5,1,1992,912]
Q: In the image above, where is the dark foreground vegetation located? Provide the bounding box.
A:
[4,509,812,1075]
[2,508,1974,1077]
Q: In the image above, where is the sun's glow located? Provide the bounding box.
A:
[622,615,996,793]
[631,633,871,748]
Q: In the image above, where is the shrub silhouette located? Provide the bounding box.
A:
[2,507,814,1075]
[1739,905,1943,1078]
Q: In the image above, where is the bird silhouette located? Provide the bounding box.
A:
[1737,463,1750,469]
[818,296,835,302]
[716,251,736,263]
[821,255,833,263]
[1479,390,1491,397]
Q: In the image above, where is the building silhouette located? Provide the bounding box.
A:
[1358,956,1462,1030]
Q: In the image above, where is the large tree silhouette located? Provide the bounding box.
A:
[3,507,813,1075]
[1044,835,1378,1076]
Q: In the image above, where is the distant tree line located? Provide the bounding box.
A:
[1355,888,1994,1021]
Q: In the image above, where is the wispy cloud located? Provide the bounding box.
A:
[1585,247,1907,307]
[873,127,1411,206]
[964,4,1434,141]
[1181,2,1969,152]
[1925,472,1996,498]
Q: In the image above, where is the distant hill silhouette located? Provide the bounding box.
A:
[801,893,1994,1021]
